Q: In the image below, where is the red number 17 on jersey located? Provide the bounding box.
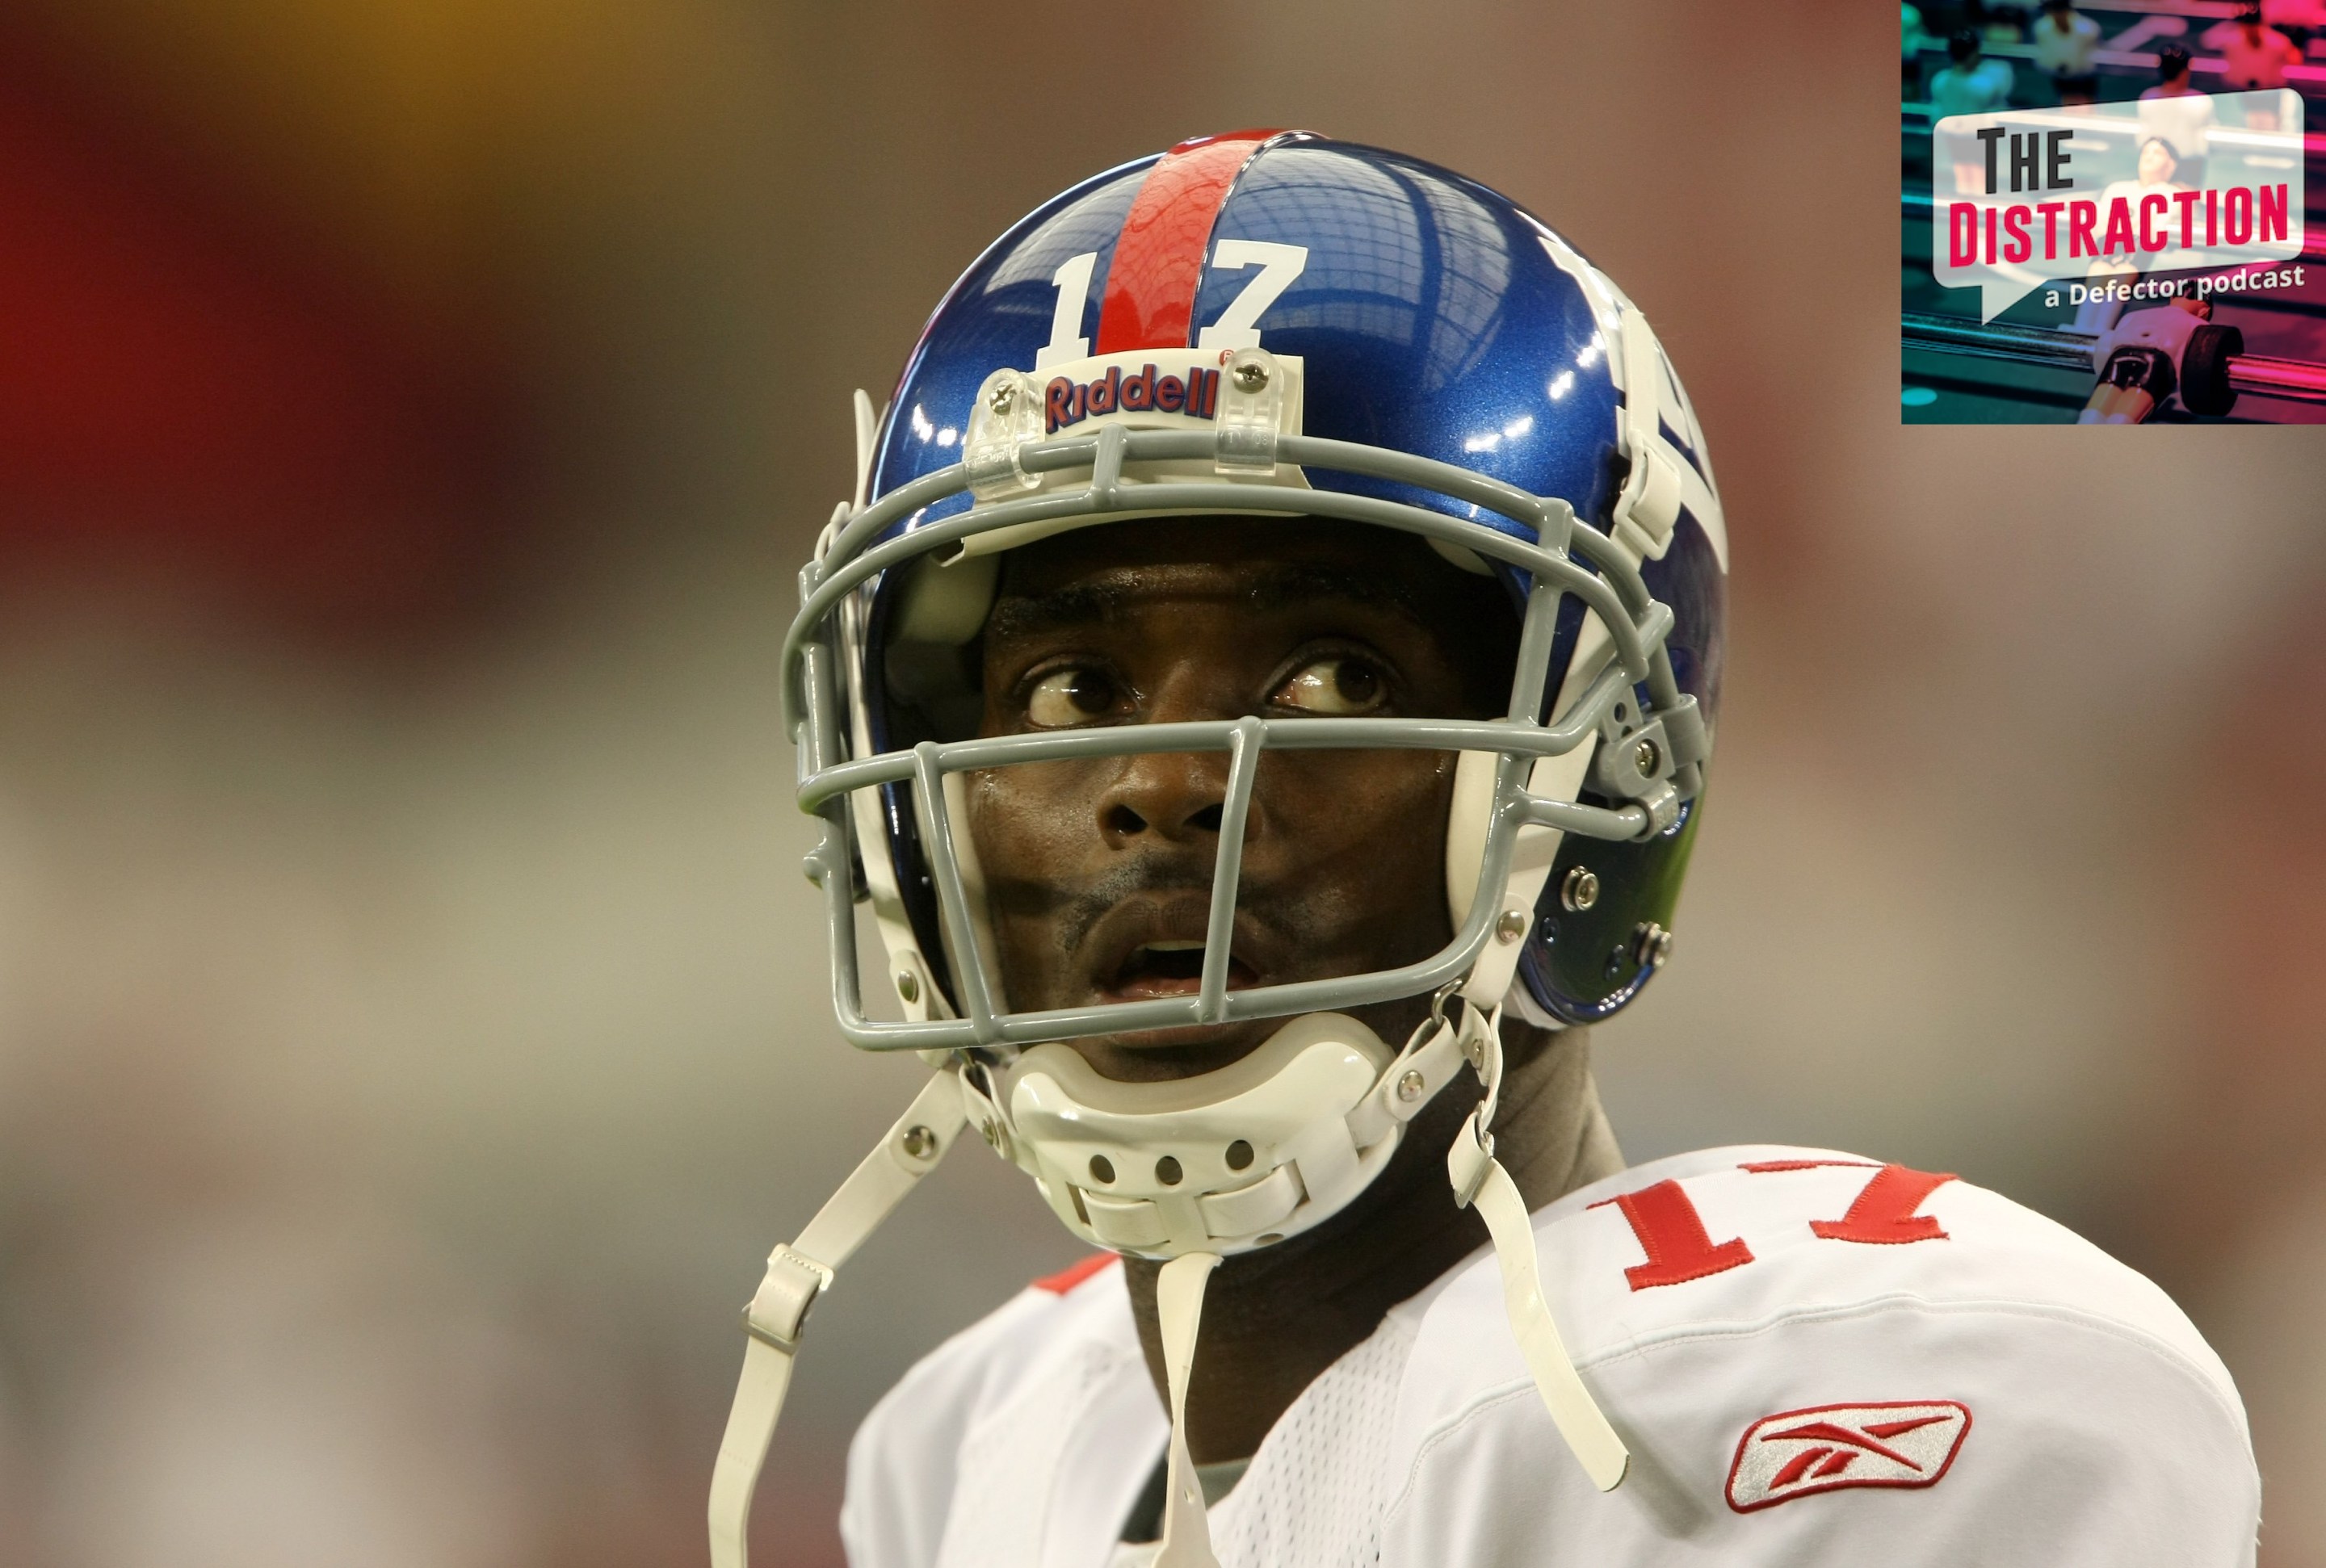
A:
[1590,1161,1957,1293]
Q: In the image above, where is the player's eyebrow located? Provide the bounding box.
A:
[985,561,1441,644]
[1242,562,1434,623]
[983,578,1136,643]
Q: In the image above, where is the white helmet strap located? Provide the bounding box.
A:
[1153,1251,1224,1566]
[707,1070,964,1568]
[1444,1008,1631,1491]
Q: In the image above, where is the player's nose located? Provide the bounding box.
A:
[1095,661,1266,849]
[1097,751,1231,849]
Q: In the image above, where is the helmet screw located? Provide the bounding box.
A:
[900,1124,938,1159]
[980,1119,1002,1151]
[895,970,920,1004]
[1633,922,1674,967]
[1632,737,1661,776]
[988,383,1016,414]
[1561,866,1600,912]
[1397,1069,1426,1102]
[1494,908,1529,944]
[1233,359,1270,392]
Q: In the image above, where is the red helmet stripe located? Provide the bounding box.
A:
[1094,132,1280,353]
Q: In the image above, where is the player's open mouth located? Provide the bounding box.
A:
[1097,932,1261,1004]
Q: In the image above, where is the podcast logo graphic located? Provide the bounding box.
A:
[1932,90,2305,322]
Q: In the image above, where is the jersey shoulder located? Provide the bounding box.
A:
[1406,1144,2242,1404]
[1381,1146,2256,1562]
[841,1256,1140,1568]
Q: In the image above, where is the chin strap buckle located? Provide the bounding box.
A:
[741,1245,833,1352]
[1447,1113,1497,1209]
[1442,997,1502,1209]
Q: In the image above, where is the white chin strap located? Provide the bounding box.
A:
[706,1002,1624,1568]
[1446,1011,1631,1491]
[707,1071,966,1568]
[1153,1251,1222,1567]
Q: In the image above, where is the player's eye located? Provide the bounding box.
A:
[1272,655,1389,716]
[1024,665,1124,727]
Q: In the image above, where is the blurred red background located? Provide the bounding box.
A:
[0,4,2317,1566]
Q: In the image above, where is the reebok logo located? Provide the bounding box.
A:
[1726,1401,1971,1512]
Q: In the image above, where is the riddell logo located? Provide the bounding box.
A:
[1044,363,1222,433]
[1726,1402,1971,1512]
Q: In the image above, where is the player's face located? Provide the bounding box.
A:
[2139,140,2177,185]
[968,518,1515,1082]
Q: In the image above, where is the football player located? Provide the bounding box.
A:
[712,132,2259,1566]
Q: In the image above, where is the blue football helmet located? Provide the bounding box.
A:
[786,128,1727,1047]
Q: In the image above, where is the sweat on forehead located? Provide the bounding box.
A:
[982,517,1504,644]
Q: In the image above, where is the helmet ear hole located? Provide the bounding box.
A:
[1521,798,1701,1024]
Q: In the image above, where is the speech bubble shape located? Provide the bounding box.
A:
[1930,90,2304,322]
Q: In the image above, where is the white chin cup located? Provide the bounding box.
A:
[998,1012,1426,1258]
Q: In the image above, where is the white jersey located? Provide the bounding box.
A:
[841,1145,2258,1567]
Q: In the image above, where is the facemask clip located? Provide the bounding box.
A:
[964,369,1045,499]
[1214,347,1284,476]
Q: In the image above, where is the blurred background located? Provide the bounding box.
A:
[0,2,2317,1564]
